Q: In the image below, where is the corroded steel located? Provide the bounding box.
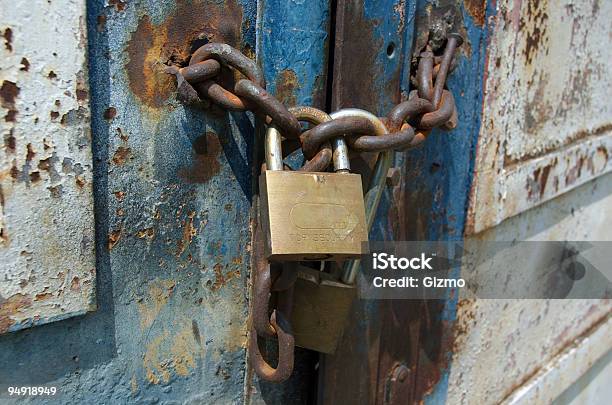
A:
[179,59,221,83]
[410,90,455,129]
[289,106,334,172]
[234,79,302,139]
[300,116,377,158]
[249,310,295,382]
[417,48,434,102]
[331,109,390,284]
[432,33,463,107]
[190,42,265,86]
[0,0,95,334]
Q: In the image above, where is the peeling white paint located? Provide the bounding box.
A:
[449,173,612,404]
[467,0,612,234]
[0,0,95,333]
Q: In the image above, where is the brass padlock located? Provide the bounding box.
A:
[259,116,368,261]
[290,110,390,353]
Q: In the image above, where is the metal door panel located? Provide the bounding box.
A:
[467,0,612,234]
[1,0,259,401]
[0,0,96,334]
[321,1,491,403]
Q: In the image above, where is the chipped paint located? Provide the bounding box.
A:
[0,0,96,333]
[467,0,612,234]
[449,174,612,404]
[464,0,487,26]
[0,0,257,402]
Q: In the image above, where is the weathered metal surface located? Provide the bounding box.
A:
[246,0,332,403]
[467,0,612,234]
[553,346,612,405]
[0,0,96,333]
[448,173,612,404]
[321,1,419,403]
[0,0,258,402]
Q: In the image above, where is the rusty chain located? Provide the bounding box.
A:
[166,36,463,382]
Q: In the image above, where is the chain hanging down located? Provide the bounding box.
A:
[166,35,463,382]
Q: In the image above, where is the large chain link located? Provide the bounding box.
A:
[166,36,463,382]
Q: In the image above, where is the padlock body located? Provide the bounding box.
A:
[259,170,367,261]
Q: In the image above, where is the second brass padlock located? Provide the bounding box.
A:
[259,115,368,261]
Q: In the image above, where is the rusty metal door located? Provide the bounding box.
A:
[1,0,611,404]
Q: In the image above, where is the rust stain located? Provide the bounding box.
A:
[108,228,122,250]
[177,211,197,256]
[209,263,240,291]
[4,129,16,152]
[112,146,132,165]
[136,227,155,240]
[29,171,41,183]
[138,279,176,331]
[1,80,19,122]
[520,1,549,65]
[20,57,29,71]
[565,155,586,186]
[0,294,31,333]
[97,14,107,32]
[464,0,487,26]
[144,332,171,384]
[103,106,117,120]
[3,27,12,51]
[143,324,200,384]
[114,190,126,201]
[125,0,243,108]
[34,292,53,301]
[170,326,198,376]
[529,163,553,200]
[177,132,221,184]
[70,276,81,292]
[275,69,300,107]
[108,0,126,12]
[25,143,35,161]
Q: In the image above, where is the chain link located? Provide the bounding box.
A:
[167,36,463,382]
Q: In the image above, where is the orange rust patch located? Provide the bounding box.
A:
[108,228,122,250]
[177,132,222,183]
[125,0,244,108]
[275,69,300,107]
[34,292,53,301]
[109,0,126,12]
[520,1,549,65]
[177,212,196,256]
[464,0,486,26]
[70,276,81,292]
[209,263,240,291]
[0,294,31,333]
[112,146,132,165]
[137,227,155,240]
[114,191,126,201]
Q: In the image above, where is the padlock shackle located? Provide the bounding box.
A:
[332,136,351,173]
[330,109,391,284]
[265,125,284,171]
